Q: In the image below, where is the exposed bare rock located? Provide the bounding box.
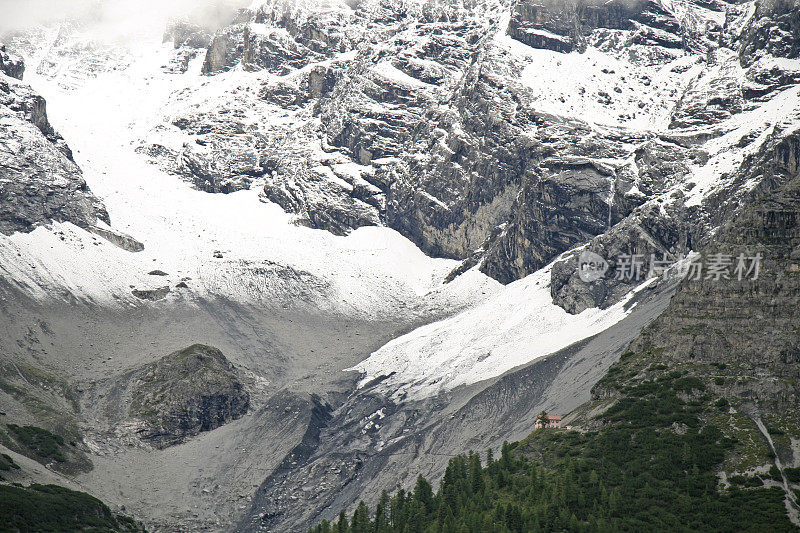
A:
[0,44,24,80]
[130,286,170,301]
[86,225,145,253]
[128,344,250,449]
[146,0,800,314]
[507,0,685,54]
[0,67,109,235]
[739,0,800,67]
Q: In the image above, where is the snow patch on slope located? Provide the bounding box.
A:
[0,31,498,319]
[351,264,653,401]
[496,30,701,130]
[372,61,430,88]
[685,83,800,207]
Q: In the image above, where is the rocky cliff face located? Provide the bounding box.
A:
[620,135,800,408]
[564,150,800,515]
[148,0,799,319]
[73,344,250,451]
[0,44,24,80]
[0,47,110,236]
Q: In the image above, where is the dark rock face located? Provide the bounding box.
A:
[129,344,250,449]
[152,0,800,317]
[507,0,683,54]
[130,286,171,301]
[383,48,535,260]
[201,18,249,74]
[87,225,145,253]
[549,130,800,313]
[175,137,266,194]
[0,53,109,235]
[550,201,690,312]
[481,164,614,284]
[0,44,24,80]
[740,0,800,66]
[634,180,800,384]
[586,156,800,452]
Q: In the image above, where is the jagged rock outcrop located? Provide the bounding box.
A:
[0,44,24,80]
[201,1,354,75]
[571,152,800,502]
[161,22,213,74]
[507,0,686,54]
[174,0,699,283]
[740,0,800,66]
[628,178,800,394]
[550,129,800,313]
[128,344,250,449]
[145,0,799,318]
[0,49,109,235]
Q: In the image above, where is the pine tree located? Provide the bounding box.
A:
[335,510,348,533]
[374,490,390,532]
[390,488,406,531]
[413,475,435,516]
[608,487,621,517]
[469,453,484,495]
[350,501,370,533]
[500,441,512,469]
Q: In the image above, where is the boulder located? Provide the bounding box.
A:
[129,344,250,449]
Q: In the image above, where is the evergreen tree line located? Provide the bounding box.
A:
[309,371,795,532]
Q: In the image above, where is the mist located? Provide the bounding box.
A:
[0,0,250,40]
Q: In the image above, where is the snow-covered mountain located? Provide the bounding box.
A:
[0,0,798,530]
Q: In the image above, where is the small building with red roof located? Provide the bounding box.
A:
[534,413,562,429]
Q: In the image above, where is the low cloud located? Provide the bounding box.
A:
[0,0,249,39]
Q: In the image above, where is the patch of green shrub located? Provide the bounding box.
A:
[0,452,19,471]
[728,475,764,487]
[7,424,66,462]
[784,467,800,483]
[0,484,140,531]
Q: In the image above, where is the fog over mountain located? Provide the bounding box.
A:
[0,0,247,37]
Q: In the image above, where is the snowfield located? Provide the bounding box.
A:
[18,0,799,403]
[351,263,654,401]
[1,35,495,320]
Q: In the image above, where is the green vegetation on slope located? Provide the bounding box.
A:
[0,453,20,481]
[6,424,66,462]
[310,369,795,532]
[0,484,141,532]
